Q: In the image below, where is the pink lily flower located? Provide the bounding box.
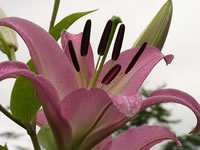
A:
[0,17,200,150]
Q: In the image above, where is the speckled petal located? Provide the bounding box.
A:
[100,46,173,96]
[0,17,78,99]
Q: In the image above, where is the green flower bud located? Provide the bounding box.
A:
[0,8,18,60]
[133,0,173,51]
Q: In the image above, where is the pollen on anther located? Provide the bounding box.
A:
[68,40,80,72]
[97,20,113,56]
[81,19,91,56]
[101,64,121,85]
[112,24,125,61]
[125,42,147,74]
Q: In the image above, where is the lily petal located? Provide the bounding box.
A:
[100,46,173,96]
[0,17,78,99]
[0,62,72,149]
[145,89,200,134]
[110,125,181,150]
[61,31,94,86]
[109,93,142,117]
[92,136,112,150]
[79,105,127,150]
[61,88,113,146]
[78,93,141,149]
[37,111,47,127]
[0,61,29,74]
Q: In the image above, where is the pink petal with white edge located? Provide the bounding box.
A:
[109,93,142,117]
[145,89,200,134]
[110,125,181,150]
[61,88,113,144]
[0,17,78,99]
[0,63,72,149]
[37,111,47,127]
[100,46,173,96]
[61,31,94,86]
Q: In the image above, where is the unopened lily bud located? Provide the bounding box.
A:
[0,8,18,54]
[133,0,173,51]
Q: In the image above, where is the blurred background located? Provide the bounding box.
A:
[0,0,200,149]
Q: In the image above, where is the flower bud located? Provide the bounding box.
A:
[0,8,18,54]
[133,0,173,51]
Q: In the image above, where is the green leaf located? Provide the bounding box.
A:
[133,0,173,50]
[38,124,57,150]
[10,60,41,123]
[0,145,8,150]
[50,9,97,41]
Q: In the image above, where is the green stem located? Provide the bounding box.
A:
[83,56,87,83]
[26,123,41,150]
[0,105,41,150]
[79,71,86,88]
[49,0,60,31]
[0,104,25,129]
[9,47,16,61]
[88,56,101,89]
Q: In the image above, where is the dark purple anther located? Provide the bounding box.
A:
[112,24,125,61]
[81,19,91,56]
[101,64,121,85]
[68,40,80,72]
[125,42,147,74]
[97,20,113,56]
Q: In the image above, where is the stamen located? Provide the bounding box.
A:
[112,24,125,61]
[97,20,113,56]
[68,40,80,72]
[81,19,91,56]
[107,42,147,93]
[68,40,86,87]
[125,42,147,74]
[89,17,122,89]
[101,64,121,85]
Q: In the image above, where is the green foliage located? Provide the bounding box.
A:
[50,9,97,41]
[0,132,23,139]
[37,124,56,150]
[163,134,200,150]
[133,0,173,50]
[10,60,41,124]
[0,145,8,150]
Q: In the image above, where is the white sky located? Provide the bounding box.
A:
[0,0,200,149]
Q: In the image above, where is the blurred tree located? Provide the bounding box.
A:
[115,86,179,135]
[163,134,200,150]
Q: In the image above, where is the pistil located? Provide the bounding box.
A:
[107,24,125,73]
[90,17,122,88]
[88,19,113,88]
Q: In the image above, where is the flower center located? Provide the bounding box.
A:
[68,19,147,94]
